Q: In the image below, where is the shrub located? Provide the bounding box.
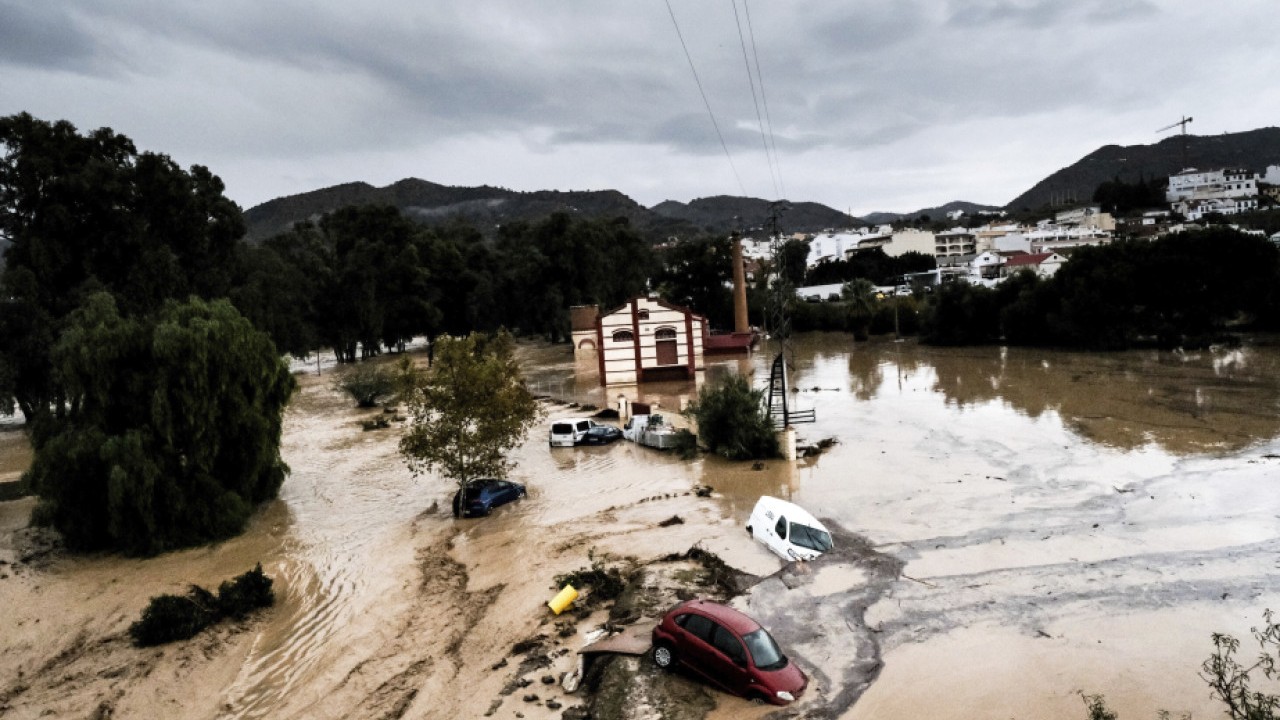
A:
[216,564,275,620]
[335,362,398,408]
[129,565,275,647]
[129,586,219,647]
[685,374,779,461]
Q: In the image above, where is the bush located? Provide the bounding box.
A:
[335,362,398,408]
[129,565,275,647]
[685,374,779,461]
[129,586,219,647]
[216,564,275,620]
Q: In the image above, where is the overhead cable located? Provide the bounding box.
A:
[664,0,750,198]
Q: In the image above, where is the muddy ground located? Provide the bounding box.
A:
[3,335,1280,719]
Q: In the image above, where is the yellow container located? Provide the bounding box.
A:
[548,584,579,615]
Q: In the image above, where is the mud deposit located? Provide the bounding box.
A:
[2,334,1280,719]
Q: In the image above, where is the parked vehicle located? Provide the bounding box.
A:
[579,424,623,445]
[452,479,526,517]
[746,496,833,562]
[622,413,681,449]
[651,599,808,705]
[549,418,597,447]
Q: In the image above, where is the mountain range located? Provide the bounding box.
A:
[242,127,1280,242]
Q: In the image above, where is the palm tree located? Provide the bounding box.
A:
[842,278,878,341]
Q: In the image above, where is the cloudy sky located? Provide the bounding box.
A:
[2,1,1276,216]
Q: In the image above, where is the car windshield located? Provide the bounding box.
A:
[789,522,833,552]
[742,628,786,670]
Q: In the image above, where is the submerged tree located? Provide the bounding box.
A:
[399,332,542,502]
[24,294,296,555]
[685,374,779,461]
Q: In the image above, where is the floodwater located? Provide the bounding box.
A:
[2,334,1280,719]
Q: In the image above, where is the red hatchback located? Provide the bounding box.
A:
[651,599,808,705]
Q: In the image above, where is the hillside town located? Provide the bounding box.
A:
[748,164,1280,297]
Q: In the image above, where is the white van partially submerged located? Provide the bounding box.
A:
[746,496,833,562]
[549,417,598,447]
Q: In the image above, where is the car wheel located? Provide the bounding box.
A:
[745,525,753,536]
[652,643,676,670]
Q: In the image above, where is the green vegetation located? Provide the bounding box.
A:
[1092,174,1167,215]
[334,362,398,408]
[129,564,275,647]
[804,248,936,287]
[0,113,244,432]
[842,278,878,341]
[923,228,1280,349]
[398,332,542,496]
[684,374,779,461]
[24,295,295,555]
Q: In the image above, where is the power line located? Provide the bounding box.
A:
[664,0,749,197]
[730,0,780,200]
[742,0,785,199]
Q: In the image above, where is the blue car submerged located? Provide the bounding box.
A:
[452,479,527,518]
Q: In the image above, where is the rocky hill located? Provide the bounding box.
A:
[1005,127,1280,212]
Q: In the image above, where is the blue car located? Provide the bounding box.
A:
[452,479,527,518]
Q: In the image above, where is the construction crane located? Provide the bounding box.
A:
[1158,115,1194,170]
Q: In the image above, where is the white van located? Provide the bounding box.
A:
[746,496,833,562]
[549,417,597,447]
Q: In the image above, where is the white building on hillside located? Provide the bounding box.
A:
[1167,168,1259,203]
[935,228,976,257]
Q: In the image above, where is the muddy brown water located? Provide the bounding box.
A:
[2,334,1280,719]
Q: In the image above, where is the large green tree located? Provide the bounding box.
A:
[25,294,295,555]
[0,113,243,428]
[399,332,541,499]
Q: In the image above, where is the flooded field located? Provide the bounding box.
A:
[1,333,1279,719]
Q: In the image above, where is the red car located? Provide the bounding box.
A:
[651,599,808,705]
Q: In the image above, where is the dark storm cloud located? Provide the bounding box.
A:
[0,1,112,72]
[0,0,1273,212]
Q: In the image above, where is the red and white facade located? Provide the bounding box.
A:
[571,297,706,386]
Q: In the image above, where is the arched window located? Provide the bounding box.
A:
[612,330,634,343]
[654,327,678,340]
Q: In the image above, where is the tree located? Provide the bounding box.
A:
[685,374,779,461]
[24,294,296,555]
[399,332,542,501]
[654,235,735,329]
[842,278,878,341]
[0,113,244,429]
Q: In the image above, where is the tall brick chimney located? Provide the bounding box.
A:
[731,232,749,333]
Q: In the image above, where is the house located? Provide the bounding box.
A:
[571,297,706,386]
[1003,252,1066,278]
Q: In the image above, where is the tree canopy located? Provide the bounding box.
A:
[25,294,295,555]
[399,332,542,493]
[0,112,244,429]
